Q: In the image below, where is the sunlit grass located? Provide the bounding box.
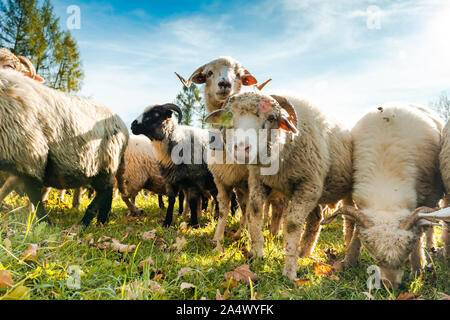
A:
[0,190,448,300]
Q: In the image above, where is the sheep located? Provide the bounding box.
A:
[205,92,353,280]
[120,134,178,216]
[0,49,83,210]
[176,57,286,249]
[131,103,218,227]
[0,68,129,226]
[418,207,449,257]
[322,105,444,288]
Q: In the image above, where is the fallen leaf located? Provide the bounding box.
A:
[155,238,168,250]
[178,267,192,276]
[173,236,187,251]
[110,239,136,253]
[313,262,334,277]
[180,282,196,291]
[142,229,156,241]
[139,256,154,271]
[224,265,260,285]
[397,292,422,300]
[221,279,238,289]
[22,244,38,262]
[0,270,13,287]
[216,289,230,300]
[295,278,310,286]
[148,280,165,295]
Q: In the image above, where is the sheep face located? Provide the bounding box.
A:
[206,92,297,164]
[131,104,182,141]
[177,57,257,111]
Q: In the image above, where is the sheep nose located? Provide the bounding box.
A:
[131,120,137,129]
[218,81,231,89]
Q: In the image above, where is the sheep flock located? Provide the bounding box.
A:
[0,49,448,293]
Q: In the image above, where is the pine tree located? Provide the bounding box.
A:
[431,91,450,122]
[0,0,83,92]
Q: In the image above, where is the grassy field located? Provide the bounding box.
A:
[0,190,448,300]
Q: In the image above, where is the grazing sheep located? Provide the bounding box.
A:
[205,92,353,280]
[323,105,444,288]
[176,57,285,248]
[131,103,218,227]
[0,68,129,226]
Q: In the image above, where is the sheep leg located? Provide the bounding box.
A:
[201,196,209,212]
[57,189,66,202]
[282,187,322,280]
[246,169,267,258]
[230,191,239,216]
[340,228,361,268]
[122,195,143,216]
[72,188,81,209]
[163,187,179,227]
[213,183,233,251]
[443,222,449,258]
[298,206,323,258]
[424,227,436,250]
[410,235,425,278]
[181,190,191,219]
[188,193,200,227]
[263,199,270,221]
[0,175,21,204]
[41,187,51,201]
[343,217,356,247]
[22,178,49,224]
[178,190,184,215]
[270,198,286,236]
[88,185,113,225]
[158,195,165,209]
[233,186,249,239]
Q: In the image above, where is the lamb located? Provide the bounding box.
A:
[205,92,353,280]
[0,68,129,226]
[322,105,444,288]
[176,57,286,249]
[131,103,218,226]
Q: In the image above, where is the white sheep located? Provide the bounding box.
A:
[176,57,286,248]
[205,92,353,280]
[323,105,444,288]
[0,68,129,226]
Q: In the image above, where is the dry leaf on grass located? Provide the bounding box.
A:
[397,292,423,300]
[178,267,192,276]
[221,279,238,289]
[22,244,38,262]
[295,278,310,286]
[0,270,13,287]
[313,262,334,277]
[216,289,230,300]
[142,229,156,241]
[224,265,260,285]
[89,237,136,253]
[139,257,155,271]
[172,236,187,251]
[180,282,196,291]
[110,239,136,253]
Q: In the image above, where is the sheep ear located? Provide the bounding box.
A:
[271,95,298,129]
[175,65,206,88]
[241,70,257,86]
[33,75,45,83]
[280,114,298,134]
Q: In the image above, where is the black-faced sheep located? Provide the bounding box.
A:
[205,92,353,280]
[323,105,444,288]
[131,103,218,227]
[0,68,129,226]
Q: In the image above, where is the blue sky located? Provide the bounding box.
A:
[52,0,450,128]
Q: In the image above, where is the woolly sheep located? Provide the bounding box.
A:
[131,103,218,226]
[205,92,353,280]
[176,57,285,248]
[323,105,444,288]
[0,68,129,226]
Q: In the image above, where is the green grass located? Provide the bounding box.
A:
[0,191,448,300]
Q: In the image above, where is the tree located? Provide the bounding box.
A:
[174,83,207,127]
[0,0,83,92]
[430,91,450,122]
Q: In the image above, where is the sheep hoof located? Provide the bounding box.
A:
[214,242,224,253]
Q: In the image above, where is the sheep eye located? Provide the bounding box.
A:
[267,115,276,122]
[153,112,160,118]
[207,71,213,77]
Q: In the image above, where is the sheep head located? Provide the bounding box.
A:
[131,104,183,141]
[322,206,438,288]
[0,48,44,83]
[205,92,297,164]
[175,57,257,111]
